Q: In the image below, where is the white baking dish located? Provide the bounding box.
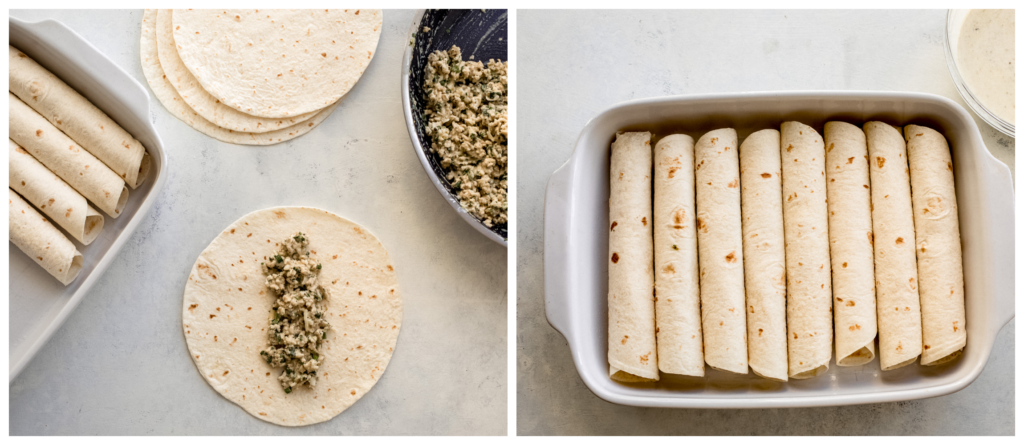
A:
[544,91,1014,408]
[9,17,168,381]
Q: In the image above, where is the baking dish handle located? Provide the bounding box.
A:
[544,159,576,343]
[987,161,1015,333]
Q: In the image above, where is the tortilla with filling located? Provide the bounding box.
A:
[694,128,748,375]
[607,131,658,382]
[9,93,128,218]
[738,129,788,381]
[9,139,103,245]
[780,121,832,379]
[182,206,402,426]
[9,45,150,189]
[864,121,922,370]
[653,134,703,377]
[9,188,83,285]
[905,125,967,366]
[824,122,878,366]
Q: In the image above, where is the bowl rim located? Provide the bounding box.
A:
[943,9,1015,138]
[400,9,508,247]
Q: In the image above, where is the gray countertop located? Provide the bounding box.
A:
[516,9,1013,435]
[10,9,506,435]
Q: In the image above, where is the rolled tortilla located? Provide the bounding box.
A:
[864,121,922,370]
[780,122,832,379]
[608,131,658,382]
[9,45,150,188]
[653,134,704,377]
[694,128,748,375]
[739,129,788,381]
[9,139,103,245]
[9,92,128,218]
[824,122,878,366]
[9,188,83,285]
[905,125,967,366]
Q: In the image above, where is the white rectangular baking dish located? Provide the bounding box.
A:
[9,17,168,381]
[544,91,1014,408]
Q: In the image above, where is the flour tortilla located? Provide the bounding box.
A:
[9,189,83,285]
[172,9,382,118]
[905,125,966,366]
[694,128,748,375]
[155,10,318,133]
[140,10,341,145]
[607,132,658,382]
[9,45,150,189]
[780,122,832,379]
[9,139,103,245]
[182,207,402,426]
[824,122,878,367]
[653,134,703,377]
[738,129,788,381]
[9,93,128,218]
[864,121,922,370]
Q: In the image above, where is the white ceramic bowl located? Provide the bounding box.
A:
[544,91,1014,408]
[9,17,168,381]
[944,9,1015,138]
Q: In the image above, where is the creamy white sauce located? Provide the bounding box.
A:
[957,9,1015,124]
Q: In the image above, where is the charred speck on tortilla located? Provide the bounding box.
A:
[259,232,331,393]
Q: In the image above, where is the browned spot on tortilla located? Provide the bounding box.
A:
[621,335,629,345]
[273,210,286,218]
[947,162,953,170]
[925,345,930,350]
[846,300,856,307]
[847,157,855,164]
[664,264,675,274]
[35,129,43,137]
[842,262,848,268]
[786,144,793,152]
[610,221,618,231]
[849,324,861,331]
[725,251,737,263]
[696,217,706,233]
[863,184,869,189]
[642,217,647,226]
[761,173,772,178]
[223,371,229,376]
[896,237,904,245]
[188,304,197,311]
[209,314,216,319]
[728,178,738,188]
[611,253,619,263]
[876,157,886,168]
[867,231,873,245]
[793,333,798,339]
[668,167,679,178]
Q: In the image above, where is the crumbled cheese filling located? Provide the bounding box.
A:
[259,233,331,393]
[423,45,508,228]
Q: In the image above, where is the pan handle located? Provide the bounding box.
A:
[986,160,1015,335]
[544,158,576,344]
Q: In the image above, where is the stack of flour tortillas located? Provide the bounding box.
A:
[9,46,151,285]
[140,9,382,145]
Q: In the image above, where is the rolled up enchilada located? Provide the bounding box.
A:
[608,131,658,381]
[9,92,128,218]
[780,121,832,379]
[9,188,83,285]
[824,122,878,366]
[865,121,922,370]
[9,139,103,245]
[9,45,150,189]
[653,134,704,377]
[694,128,748,375]
[905,125,966,366]
[739,129,788,381]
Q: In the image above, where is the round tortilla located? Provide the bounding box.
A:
[653,134,703,377]
[824,122,878,367]
[905,125,966,366]
[694,128,748,375]
[9,45,150,189]
[172,9,382,118]
[864,121,923,371]
[140,10,341,146]
[607,131,658,382]
[182,206,402,426]
[9,92,128,218]
[738,129,788,381]
[154,10,318,133]
[780,122,832,379]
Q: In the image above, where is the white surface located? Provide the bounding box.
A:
[9,9,506,435]
[544,91,1014,408]
[9,17,168,382]
[518,10,1014,434]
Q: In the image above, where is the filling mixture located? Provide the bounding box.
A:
[423,45,509,228]
[259,233,331,393]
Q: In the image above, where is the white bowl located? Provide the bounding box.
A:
[9,17,169,381]
[944,9,1015,138]
[544,91,1015,408]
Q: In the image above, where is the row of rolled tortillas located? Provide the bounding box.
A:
[606,122,966,382]
[9,45,153,285]
[139,9,381,144]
